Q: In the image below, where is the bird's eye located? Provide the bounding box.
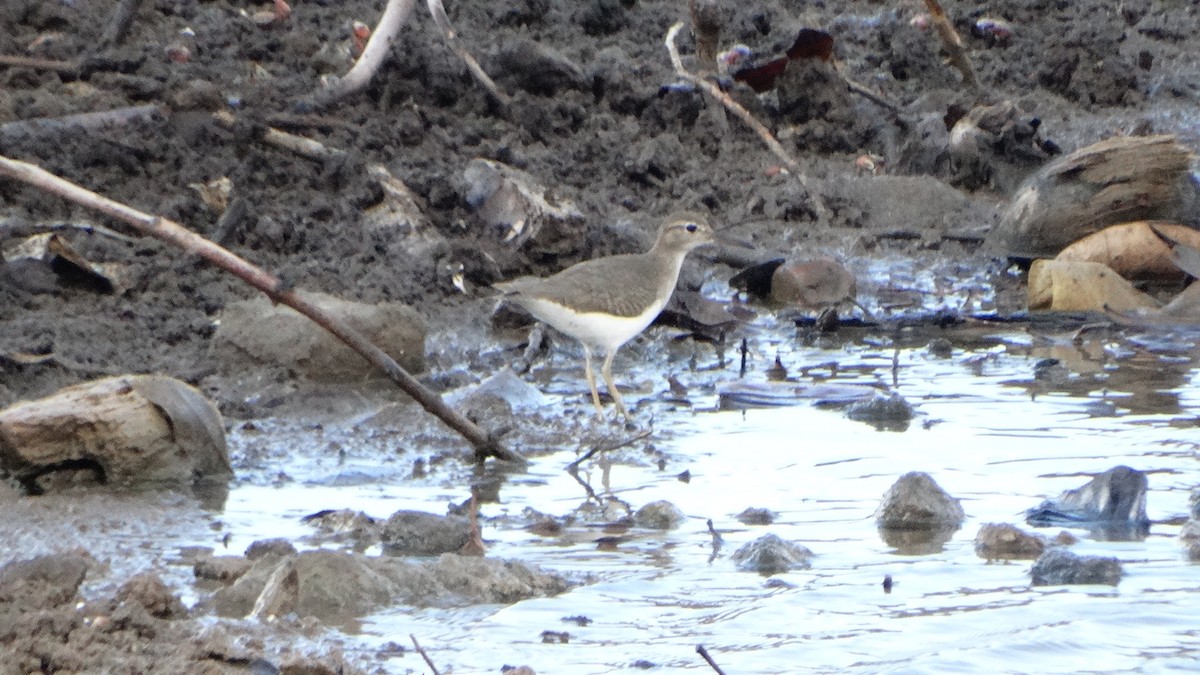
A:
[685,223,697,233]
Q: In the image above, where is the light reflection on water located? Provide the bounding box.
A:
[217,326,1200,673]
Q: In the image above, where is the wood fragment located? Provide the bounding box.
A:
[311,0,419,107]
[426,0,511,110]
[210,110,346,161]
[664,22,828,223]
[696,645,727,675]
[923,0,979,90]
[410,635,442,675]
[0,154,524,465]
[0,105,165,144]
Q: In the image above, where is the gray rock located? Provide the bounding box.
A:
[633,500,685,530]
[1025,465,1150,540]
[975,523,1047,561]
[213,291,426,380]
[731,534,813,575]
[0,551,90,607]
[736,507,777,526]
[846,393,915,431]
[1030,548,1122,586]
[211,551,573,621]
[875,472,965,530]
[194,555,253,583]
[245,538,296,561]
[381,510,471,556]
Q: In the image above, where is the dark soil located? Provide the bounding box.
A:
[2,0,1199,671]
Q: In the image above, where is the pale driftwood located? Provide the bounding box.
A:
[923,0,978,90]
[664,22,828,223]
[0,154,523,464]
[313,0,419,107]
[0,375,231,492]
[988,135,1200,258]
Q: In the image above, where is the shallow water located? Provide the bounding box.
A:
[213,320,1200,674]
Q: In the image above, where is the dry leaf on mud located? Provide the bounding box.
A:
[1028,259,1161,312]
[1056,221,1200,281]
[3,233,126,294]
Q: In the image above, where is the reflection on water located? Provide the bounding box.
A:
[216,322,1200,672]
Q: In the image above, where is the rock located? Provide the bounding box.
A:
[245,538,297,561]
[194,555,253,583]
[0,551,91,607]
[1030,548,1122,586]
[212,551,573,621]
[0,375,230,493]
[300,509,381,547]
[491,37,587,95]
[987,135,1200,259]
[731,534,813,575]
[114,572,186,619]
[633,500,685,530]
[846,393,915,431]
[875,472,965,530]
[381,510,471,556]
[462,158,583,252]
[212,291,426,380]
[736,507,777,526]
[1025,465,1150,540]
[974,523,1047,561]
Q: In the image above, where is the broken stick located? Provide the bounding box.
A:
[664,22,829,223]
[0,154,525,465]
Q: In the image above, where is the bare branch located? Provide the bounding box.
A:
[312,0,419,107]
[923,0,979,90]
[426,0,511,110]
[664,22,828,223]
[0,154,524,465]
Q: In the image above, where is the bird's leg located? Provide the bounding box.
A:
[601,351,630,419]
[582,345,605,418]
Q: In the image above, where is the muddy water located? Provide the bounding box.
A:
[213,320,1200,673]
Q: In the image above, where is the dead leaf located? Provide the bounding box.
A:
[1028,259,1161,312]
[1056,221,1200,281]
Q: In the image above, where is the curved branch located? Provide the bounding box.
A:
[0,154,524,465]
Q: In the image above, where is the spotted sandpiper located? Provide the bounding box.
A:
[495,213,716,418]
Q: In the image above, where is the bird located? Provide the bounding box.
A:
[494,213,717,418]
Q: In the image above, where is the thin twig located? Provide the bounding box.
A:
[923,0,978,90]
[426,0,511,111]
[566,428,653,473]
[312,0,418,107]
[0,154,525,465]
[410,635,442,675]
[664,22,828,223]
[696,645,727,675]
[210,111,345,162]
[0,55,78,74]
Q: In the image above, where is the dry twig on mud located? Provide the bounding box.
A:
[0,55,79,75]
[426,0,510,110]
[313,0,419,107]
[0,154,525,465]
[923,0,979,90]
[664,22,828,223]
[210,111,346,162]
